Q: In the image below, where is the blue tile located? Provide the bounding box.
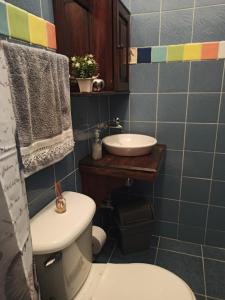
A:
[95,238,116,263]
[110,94,129,121]
[185,124,217,152]
[131,0,161,14]
[178,225,205,244]
[213,154,225,180]
[155,174,181,200]
[220,95,225,122]
[156,249,205,294]
[216,124,225,153]
[131,13,160,47]
[160,150,183,176]
[159,237,202,256]
[25,165,55,203]
[41,0,54,23]
[74,138,89,168]
[60,172,76,192]
[7,0,42,16]
[0,1,9,36]
[159,63,189,92]
[75,169,82,192]
[207,206,225,231]
[137,47,152,63]
[130,121,156,136]
[157,123,185,150]
[204,259,225,299]
[195,295,206,300]
[153,221,178,238]
[196,0,225,6]
[158,93,187,121]
[28,186,56,218]
[161,9,193,45]
[155,198,179,223]
[211,180,225,207]
[71,97,89,130]
[179,202,207,227]
[190,61,224,93]
[181,177,210,204]
[130,93,156,121]
[99,96,109,123]
[183,151,214,179]
[206,229,225,248]
[203,245,225,262]
[193,5,225,42]
[162,0,194,10]
[88,97,100,126]
[55,152,75,181]
[187,94,220,123]
[130,63,158,93]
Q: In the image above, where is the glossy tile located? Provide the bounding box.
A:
[183,151,214,179]
[195,0,225,6]
[204,259,225,299]
[161,9,193,45]
[203,245,225,262]
[179,202,207,227]
[213,154,225,181]
[46,22,57,49]
[160,150,183,176]
[130,63,158,92]
[159,237,202,256]
[131,0,161,14]
[28,14,47,47]
[185,124,217,152]
[110,94,129,121]
[216,124,225,153]
[193,6,225,42]
[210,180,225,207]
[41,0,54,23]
[159,62,189,92]
[7,0,41,16]
[178,224,205,244]
[157,123,185,150]
[205,229,225,249]
[131,13,160,47]
[130,121,156,136]
[167,45,184,62]
[156,249,205,294]
[129,47,137,64]
[220,95,225,121]
[0,1,9,36]
[187,93,220,123]
[151,46,167,63]
[155,198,179,223]
[130,93,157,121]
[60,172,76,193]
[137,47,152,63]
[153,221,178,238]
[184,43,202,61]
[162,0,194,10]
[158,93,187,122]
[181,177,210,204]
[218,41,225,59]
[207,206,225,231]
[201,42,219,60]
[55,152,75,181]
[155,174,181,200]
[190,61,224,92]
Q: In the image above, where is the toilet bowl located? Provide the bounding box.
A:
[31,192,196,300]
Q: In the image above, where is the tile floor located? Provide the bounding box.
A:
[95,236,225,300]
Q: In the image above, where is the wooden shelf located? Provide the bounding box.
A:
[79,144,166,206]
[70,91,130,97]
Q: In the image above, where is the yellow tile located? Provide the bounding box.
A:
[129,47,137,64]
[184,43,202,61]
[28,13,47,47]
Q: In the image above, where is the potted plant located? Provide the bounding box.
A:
[71,54,98,93]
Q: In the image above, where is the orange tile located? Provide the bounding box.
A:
[201,42,219,60]
[46,22,57,49]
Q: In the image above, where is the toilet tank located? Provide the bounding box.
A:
[30,191,96,300]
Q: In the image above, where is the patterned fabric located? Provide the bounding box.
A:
[0,42,38,300]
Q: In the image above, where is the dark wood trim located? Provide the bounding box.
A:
[66,0,91,11]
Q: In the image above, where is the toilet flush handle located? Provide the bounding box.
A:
[44,252,62,268]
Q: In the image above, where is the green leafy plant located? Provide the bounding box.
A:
[71,54,97,78]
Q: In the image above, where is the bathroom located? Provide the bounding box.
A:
[0,0,225,299]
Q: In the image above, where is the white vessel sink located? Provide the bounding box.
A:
[102,134,157,157]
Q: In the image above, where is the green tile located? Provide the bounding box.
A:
[151,46,167,62]
[0,1,9,36]
[7,3,30,42]
[167,45,184,62]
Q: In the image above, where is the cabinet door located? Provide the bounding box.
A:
[113,0,130,91]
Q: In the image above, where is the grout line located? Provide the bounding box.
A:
[201,245,207,298]
[204,59,225,244]
[108,243,117,263]
[154,236,161,264]
[40,0,43,18]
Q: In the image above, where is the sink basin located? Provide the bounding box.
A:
[102,134,157,156]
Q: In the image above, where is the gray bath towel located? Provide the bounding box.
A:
[2,41,74,177]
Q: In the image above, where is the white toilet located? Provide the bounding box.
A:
[31,191,196,300]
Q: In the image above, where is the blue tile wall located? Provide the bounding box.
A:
[110,0,225,248]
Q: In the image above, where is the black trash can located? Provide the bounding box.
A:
[114,198,155,254]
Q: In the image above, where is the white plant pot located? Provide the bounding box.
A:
[76,78,94,93]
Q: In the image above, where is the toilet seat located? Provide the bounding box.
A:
[75,263,196,300]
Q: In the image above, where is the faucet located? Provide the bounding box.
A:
[108,117,123,129]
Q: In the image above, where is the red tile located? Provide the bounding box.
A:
[46,22,57,49]
[202,42,219,60]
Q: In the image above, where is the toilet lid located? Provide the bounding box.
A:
[92,263,195,300]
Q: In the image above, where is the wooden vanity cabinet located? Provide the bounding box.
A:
[53,0,130,92]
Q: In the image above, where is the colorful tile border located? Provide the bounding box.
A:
[129,41,225,64]
[0,1,56,49]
